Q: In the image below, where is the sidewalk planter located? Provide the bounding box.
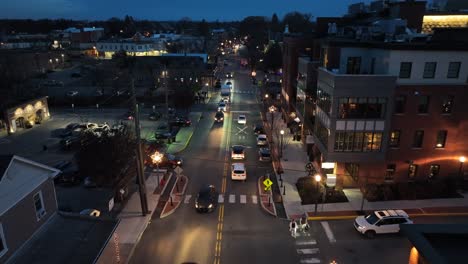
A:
[258,176,277,216]
[160,175,188,218]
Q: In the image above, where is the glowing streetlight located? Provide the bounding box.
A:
[151,151,164,181]
[251,71,257,77]
[314,174,322,215]
[459,156,466,182]
[280,130,285,158]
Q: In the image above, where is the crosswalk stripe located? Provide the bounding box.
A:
[295,240,316,246]
[252,195,258,204]
[229,194,235,203]
[320,221,336,243]
[300,258,321,263]
[297,248,319,255]
[184,195,192,204]
[240,195,246,204]
[218,194,224,203]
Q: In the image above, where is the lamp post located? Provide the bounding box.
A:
[314,174,321,215]
[151,151,163,185]
[459,156,465,184]
[269,105,276,142]
[280,129,284,158]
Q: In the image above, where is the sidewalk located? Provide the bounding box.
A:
[260,106,468,220]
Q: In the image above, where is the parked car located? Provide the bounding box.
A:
[257,134,268,146]
[149,112,162,121]
[231,163,247,181]
[218,102,227,112]
[253,124,265,134]
[67,91,78,97]
[237,114,246,125]
[170,116,191,127]
[258,148,271,161]
[195,185,218,213]
[231,145,245,160]
[59,129,73,138]
[214,111,224,123]
[159,154,183,168]
[354,210,413,238]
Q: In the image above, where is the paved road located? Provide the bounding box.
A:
[130,56,301,264]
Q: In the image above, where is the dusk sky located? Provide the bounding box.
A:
[1,0,375,21]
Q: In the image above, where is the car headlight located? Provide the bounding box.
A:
[357,225,365,230]
[208,204,213,208]
[195,202,199,208]
[220,118,223,120]
[177,161,181,164]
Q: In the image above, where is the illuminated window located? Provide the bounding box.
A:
[435,130,447,148]
[408,164,418,179]
[447,62,461,78]
[441,95,454,114]
[423,62,436,78]
[389,130,401,148]
[429,164,440,179]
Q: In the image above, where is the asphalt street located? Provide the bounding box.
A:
[129,57,300,264]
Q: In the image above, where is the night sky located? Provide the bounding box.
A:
[1,0,376,21]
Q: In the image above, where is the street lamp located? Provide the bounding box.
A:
[151,151,164,185]
[280,129,284,158]
[314,174,322,215]
[269,105,276,142]
[459,156,466,183]
[251,71,257,77]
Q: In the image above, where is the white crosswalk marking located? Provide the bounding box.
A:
[218,194,224,203]
[184,195,192,204]
[251,195,258,204]
[229,194,235,203]
[320,221,336,243]
[297,248,319,255]
[300,259,321,263]
[295,240,316,246]
[240,195,246,204]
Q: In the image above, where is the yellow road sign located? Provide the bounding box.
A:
[263,178,273,191]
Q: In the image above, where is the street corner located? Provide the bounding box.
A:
[258,176,277,217]
[160,175,188,218]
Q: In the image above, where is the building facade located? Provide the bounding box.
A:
[4,97,50,134]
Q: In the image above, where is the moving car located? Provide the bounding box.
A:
[231,145,245,160]
[237,114,246,125]
[218,102,227,112]
[214,111,224,123]
[253,124,265,134]
[231,163,247,181]
[258,148,271,161]
[195,185,218,213]
[257,134,268,146]
[354,210,413,238]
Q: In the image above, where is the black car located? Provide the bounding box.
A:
[149,112,162,121]
[214,111,224,123]
[254,124,265,134]
[195,185,218,213]
[170,117,191,127]
[259,148,271,161]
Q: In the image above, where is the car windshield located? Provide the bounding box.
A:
[261,150,270,156]
[239,116,245,120]
[258,137,266,141]
[233,147,243,154]
[365,213,380,225]
[233,170,244,174]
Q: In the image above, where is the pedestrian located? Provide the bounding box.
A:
[289,219,298,238]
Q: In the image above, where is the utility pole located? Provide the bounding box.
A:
[132,78,149,216]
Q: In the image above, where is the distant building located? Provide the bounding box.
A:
[3,97,50,134]
[97,32,166,58]
[0,155,60,263]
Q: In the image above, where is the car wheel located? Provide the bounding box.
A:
[365,230,376,239]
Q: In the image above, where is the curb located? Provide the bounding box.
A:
[169,113,202,155]
[160,175,189,218]
[153,171,172,195]
[258,176,277,216]
[306,212,468,221]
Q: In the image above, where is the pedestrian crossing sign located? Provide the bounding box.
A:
[263,178,273,191]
